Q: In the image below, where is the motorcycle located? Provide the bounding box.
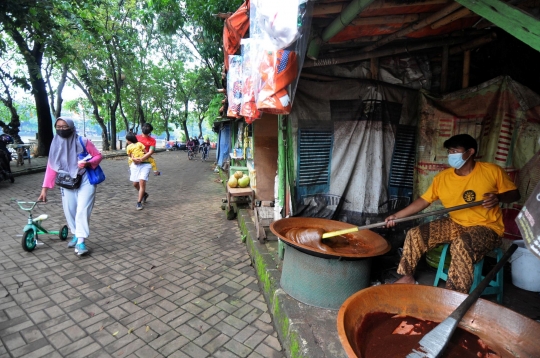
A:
[0,134,14,183]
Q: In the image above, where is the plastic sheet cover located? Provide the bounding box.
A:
[247,0,313,117]
[415,76,540,209]
[288,79,420,225]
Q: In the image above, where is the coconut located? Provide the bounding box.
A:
[234,171,244,179]
[228,176,238,188]
[237,175,250,188]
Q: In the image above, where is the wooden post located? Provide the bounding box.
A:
[462,50,471,89]
[441,45,449,93]
[370,57,379,80]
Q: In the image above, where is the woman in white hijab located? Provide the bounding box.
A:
[38,117,103,256]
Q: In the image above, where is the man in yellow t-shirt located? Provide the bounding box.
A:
[385,134,520,293]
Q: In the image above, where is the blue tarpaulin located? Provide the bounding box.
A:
[217,124,231,167]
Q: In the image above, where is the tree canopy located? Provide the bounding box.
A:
[0,0,241,152]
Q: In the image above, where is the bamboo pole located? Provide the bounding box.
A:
[462,50,471,88]
[351,14,420,26]
[449,32,497,54]
[361,1,463,53]
[300,73,343,81]
[313,0,448,16]
[370,57,379,80]
[326,35,382,45]
[212,13,232,20]
[304,37,467,68]
[441,45,449,92]
[431,7,472,29]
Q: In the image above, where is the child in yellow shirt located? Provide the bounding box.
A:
[125,133,159,172]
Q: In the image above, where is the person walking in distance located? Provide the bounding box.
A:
[131,123,156,209]
[38,118,103,256]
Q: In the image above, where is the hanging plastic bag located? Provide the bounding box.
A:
[250,0,300,50]
[227,55,243,118]
[240,39,262,122]
[256,49,298,115]
[223,0,250,71]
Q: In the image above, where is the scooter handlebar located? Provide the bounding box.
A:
[17,201,39,211]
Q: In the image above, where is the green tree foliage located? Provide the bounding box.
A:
[150,0,242,87]
[2,0,241,152]
[0,0,60,155]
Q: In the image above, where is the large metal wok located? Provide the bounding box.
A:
[270,217,391,309]
[338,284,540,357]
[270,217,390,260]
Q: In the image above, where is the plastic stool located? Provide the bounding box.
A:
[433,243,504,303]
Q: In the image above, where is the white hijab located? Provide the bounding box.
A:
[48,118,83,178]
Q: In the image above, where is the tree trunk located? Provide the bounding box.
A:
[164,109,170,141]
[54,63,69,118]
[182,99,190,140]
[119,101,130,132]
[7,28,53,156]
[33,75,54,156]
[70,72,109,150]
[198,116,203,138]
[182,120,189,142]
[111,101,118,150]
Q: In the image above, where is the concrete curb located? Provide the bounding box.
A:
[236,209,329,358]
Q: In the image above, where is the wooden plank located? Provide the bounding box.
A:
[441,45,449,92]
[351,14,420,26]
[462,50,471,88]
[370,57,379,80]
[456,0,540,51]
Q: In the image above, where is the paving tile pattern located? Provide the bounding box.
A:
[0,150,284,358]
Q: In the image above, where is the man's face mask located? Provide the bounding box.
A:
[448,151,471,169]
[56,129,74,138]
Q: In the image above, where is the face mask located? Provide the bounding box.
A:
[142,128,151,135]
[448,152,471,169]
[56,129,73,138]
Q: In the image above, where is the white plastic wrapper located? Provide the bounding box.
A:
[248,0,313,116]
[239,39,261,122]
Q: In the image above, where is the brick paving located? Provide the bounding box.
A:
[0,150,284,358]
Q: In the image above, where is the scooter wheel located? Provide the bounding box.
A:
[59,225,69,240]
[22,230,37,252]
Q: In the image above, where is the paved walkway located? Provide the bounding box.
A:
[0,150,284,358]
